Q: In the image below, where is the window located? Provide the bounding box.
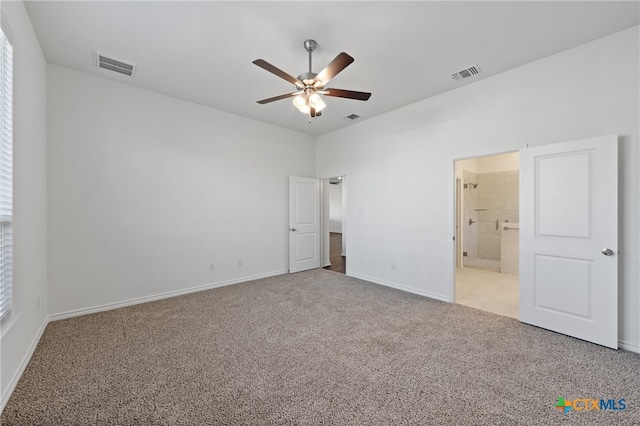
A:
[0,16,13,321]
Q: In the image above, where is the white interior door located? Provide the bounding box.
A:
[520,134,618,349]
[289,176,320,273]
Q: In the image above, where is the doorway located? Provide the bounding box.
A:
[454,152,519,318]
[450,135,618,348]
[323,176,346,274]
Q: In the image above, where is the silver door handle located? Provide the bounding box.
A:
[601,248,614,256]
[290,228,297,232]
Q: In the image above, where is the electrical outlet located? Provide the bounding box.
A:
[391,263,396,271]
[36,296,40,310]
[238,259,243,267]
[209,264,215,272]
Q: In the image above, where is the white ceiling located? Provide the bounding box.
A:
[24,1,639,136]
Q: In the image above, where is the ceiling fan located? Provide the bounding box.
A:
[253,39,371,119]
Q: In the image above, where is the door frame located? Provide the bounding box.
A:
[455,178,462,268]
[449,145,523,302]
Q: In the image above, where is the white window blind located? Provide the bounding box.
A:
[0,17,13,321]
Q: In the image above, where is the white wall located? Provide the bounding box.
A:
[47,65,315,317]
[317,27,640,351]
[0,0,48,409]
[329,182,343,233]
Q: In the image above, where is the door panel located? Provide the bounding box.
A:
[533,255,592,318]
[536,152,591,238]
[289,176,320,273]
[520,134,618,349]
[295,233,317,262]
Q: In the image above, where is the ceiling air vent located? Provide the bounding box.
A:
[95,52,136,77]
[452,65,482,81]
[344,114,360,121]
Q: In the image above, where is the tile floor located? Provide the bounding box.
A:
[455,267,519,319]
[463,257,501,273]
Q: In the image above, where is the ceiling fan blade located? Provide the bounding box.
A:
[314,52,354,85]
[256,92,298,104]
[324,88,371,101]
[253,59,303,86]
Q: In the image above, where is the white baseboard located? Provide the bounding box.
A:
[1,317,48,412]
[49,270,288,322]
[322,261,331,267]
[349,272,451,303]
[619,339,640,354]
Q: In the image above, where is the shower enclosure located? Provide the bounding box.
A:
[462,169,519,274]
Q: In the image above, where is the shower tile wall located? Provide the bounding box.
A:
[476,171,519,260]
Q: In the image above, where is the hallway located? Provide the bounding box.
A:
[323,232,345,274]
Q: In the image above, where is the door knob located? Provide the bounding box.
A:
[601,248,614,256]
[290,228,297,232]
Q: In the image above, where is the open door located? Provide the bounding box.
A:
[520,134,618,349]
[289,176,320,273]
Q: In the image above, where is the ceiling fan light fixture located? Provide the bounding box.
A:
[296,104,311,114]
[308,92,321,104]
[253,39,371,120]
[293,94,307,108]
[293,95,310,113]
[309,93,326,112]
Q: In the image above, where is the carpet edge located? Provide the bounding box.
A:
[348,272,451,302]
[1,317,48,413]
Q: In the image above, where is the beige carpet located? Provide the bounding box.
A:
[2,269,639,425]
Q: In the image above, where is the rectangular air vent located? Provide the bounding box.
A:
[344,114,360,121]
[452,65,482,81]
[95,52,136,77]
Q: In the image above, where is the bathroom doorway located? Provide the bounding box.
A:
[454,152,519,318]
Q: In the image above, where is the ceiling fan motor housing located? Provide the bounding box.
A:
[297,72,319,86]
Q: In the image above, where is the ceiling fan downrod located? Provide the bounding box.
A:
[303,39,317,74]
[297,40,319,85]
